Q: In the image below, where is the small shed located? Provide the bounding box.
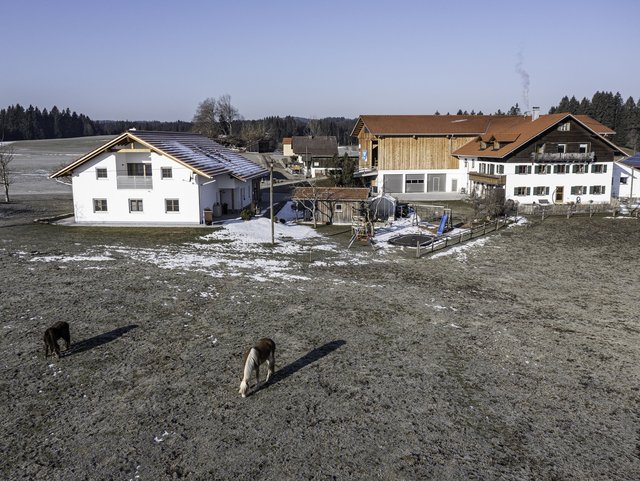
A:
[291,187,370,224]
[368,193,396,221]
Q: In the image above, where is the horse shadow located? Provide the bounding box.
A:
[66,324,138,356]
[267,339,346,387]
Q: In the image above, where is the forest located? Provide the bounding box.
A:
[0,103,356,150]
[1,90,638,151]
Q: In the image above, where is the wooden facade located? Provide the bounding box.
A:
[355,129,473,171]
[498,119,617,164]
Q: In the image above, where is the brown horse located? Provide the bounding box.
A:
[44,321,71,358]
[239,338,275,397]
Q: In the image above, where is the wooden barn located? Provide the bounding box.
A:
[291,187,369,225]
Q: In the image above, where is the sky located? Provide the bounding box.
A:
[2,0,639,122]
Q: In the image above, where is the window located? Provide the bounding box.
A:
[579,143,589,154]
[96,168,108,179]
[589,185,606,195]
[479,163,486,174]
[514,187,530,196]
[161,167,173,179]
[93,199,108,212]
[496,164,504,174]
[535,165,551,174]
[533,186,550,196]
[554,164,569,174]
[572,164,587,174]
[313,161,320,167]
[557,144,566,154]
[127,163,152,177]
[129,199,143,212]
[515,165,532,175]
[591,164,607,173]
[557,122,571,131]
[165,199,179,212]
[570,186,587,195]
[335,203,343,213]
[620,176,628,185]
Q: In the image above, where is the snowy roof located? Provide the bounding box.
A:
[51,130,268,181]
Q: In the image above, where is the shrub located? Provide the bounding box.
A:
[240,208,253,221]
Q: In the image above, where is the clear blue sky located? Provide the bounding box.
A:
[2,0,639,121]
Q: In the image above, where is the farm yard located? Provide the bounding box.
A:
[1,138,639,480]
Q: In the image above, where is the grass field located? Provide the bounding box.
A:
[0,138,639,480]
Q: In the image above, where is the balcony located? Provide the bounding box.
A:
[531,152,595,162]
[116,175,153,189]
[468,172,506,186]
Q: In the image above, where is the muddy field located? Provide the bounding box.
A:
[1,139,639,480]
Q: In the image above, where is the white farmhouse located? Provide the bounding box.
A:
[51,130,268,224]
[452,111,627,205]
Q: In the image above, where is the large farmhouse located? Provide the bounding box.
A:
[453,111,626,204]
[50,130,268,224]
[352,111,625,204]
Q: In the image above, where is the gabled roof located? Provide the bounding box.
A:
[292,187,369,202]
[291,136,338,156]
[50,130,268,181]
[452,113,625,159]
[350,114,615,138]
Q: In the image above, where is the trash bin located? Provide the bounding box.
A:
[203,208,213,225]
[213,203,222,217]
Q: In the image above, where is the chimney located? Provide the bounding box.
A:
[532,106,540,121]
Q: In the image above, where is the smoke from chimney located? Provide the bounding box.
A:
[515,49,530,112]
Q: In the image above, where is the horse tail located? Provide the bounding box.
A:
[239,348,258,397]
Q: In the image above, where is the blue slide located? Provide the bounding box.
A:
[437,214,448,236]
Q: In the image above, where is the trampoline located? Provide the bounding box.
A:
[388,234,435,247]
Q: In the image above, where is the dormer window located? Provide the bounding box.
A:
[480,141,487,150]
[493,141,500,150]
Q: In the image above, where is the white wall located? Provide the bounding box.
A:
[461,157,613,204]
[612,162,640,199]
[71,151,201,223]
[376,169,467,194]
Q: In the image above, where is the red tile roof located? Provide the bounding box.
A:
[351,114,614,137]
[452,114,623,158]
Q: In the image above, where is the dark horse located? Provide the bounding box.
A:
[44,321,71,358]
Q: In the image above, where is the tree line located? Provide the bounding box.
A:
[6,91,636,150]
[0,101,357,149]
[548,91,639,150]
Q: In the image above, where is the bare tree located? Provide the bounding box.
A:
[0,143,15,203]
[241,122,270,151]
[192,97,219,138]
[294,183,337,228]
[217,94,240,136]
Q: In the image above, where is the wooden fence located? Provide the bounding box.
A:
[416,217,512,258]
[515,202,615,219]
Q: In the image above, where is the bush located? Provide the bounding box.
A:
[240,208,253,221]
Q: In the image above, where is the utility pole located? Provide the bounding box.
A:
[270,159,275,245]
